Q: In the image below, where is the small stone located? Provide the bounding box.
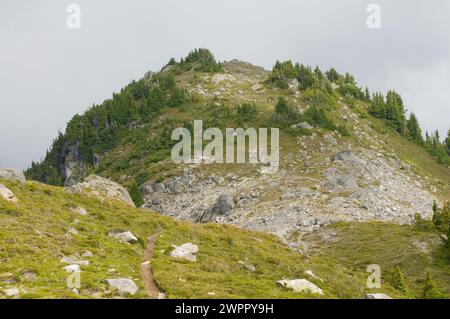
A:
[3,288,20,297]
[277,279,324,295]
[81,251,93,258]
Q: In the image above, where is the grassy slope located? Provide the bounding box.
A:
[1,179,448,299]
[303,222,450,298]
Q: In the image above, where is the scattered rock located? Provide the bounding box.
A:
[67,228,78,235]
[66,175,135,207]
[277,279,324,295]
[170,243,199,262]
[333,150,358,163]
[3,288,20,297]
[364,293,392,299]
[291,122,313,130]
[82,251,94,258]
[0,184,18,203]
[0,168,26,183]
[109,231,138,244]
[106,278,139,296]
[70,206,88,216]
[238,261,256,272]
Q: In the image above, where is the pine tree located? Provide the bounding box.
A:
[445,128,450,156]
[406,113,423,145]
[392,266,408,293]
[422,271,442,299]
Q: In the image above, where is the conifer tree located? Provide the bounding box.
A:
[406,113,423,145]
[392,266,408,293]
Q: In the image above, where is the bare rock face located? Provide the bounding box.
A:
[0,168,26,183]
[0,184,18,203]
[66,175,135,207]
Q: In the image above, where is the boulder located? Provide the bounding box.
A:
[106,278,139,295]
[277,279,324,295]
[291,122,313,130]
[0,168,26,183]
[70,206,88,216]
[333,150,358,163]
[3,288,20,297]
[0,184,18,203]
[364,293,392,299]
[170,243,199,262]
[199,193,235,222]
[109,231,138,244]
[66,175,135,207]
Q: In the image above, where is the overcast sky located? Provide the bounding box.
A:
[1,0,449,169]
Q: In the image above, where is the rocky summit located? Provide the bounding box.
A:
[2,49,449,299]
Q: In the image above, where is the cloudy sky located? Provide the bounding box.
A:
[1,0,449,169]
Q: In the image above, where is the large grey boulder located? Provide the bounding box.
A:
[277,279,324,295]
[0,168,26,183]
[106,278,139,295]
[0,184,18,203]
[66,175,135,207]
[199,193,235,223]
[170,243,199,262]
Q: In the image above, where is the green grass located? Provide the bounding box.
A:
[303,222,450,298]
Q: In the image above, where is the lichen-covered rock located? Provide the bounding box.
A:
[0,168,26,183]
[66,175,135,207]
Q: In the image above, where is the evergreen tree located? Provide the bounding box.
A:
[445,128,450,156]
[325,68,340,82]
[422,271,443,299]
[406,113,423,145]
[392,266,408,293]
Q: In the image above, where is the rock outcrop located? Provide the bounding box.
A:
[0,168,26,183]
[66,175,135,207]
